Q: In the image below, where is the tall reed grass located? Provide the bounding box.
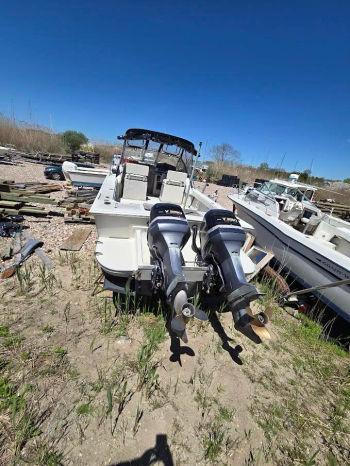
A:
[0,114,67,153]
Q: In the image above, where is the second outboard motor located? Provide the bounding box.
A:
[148,203,208,341]
[201,209,260,328]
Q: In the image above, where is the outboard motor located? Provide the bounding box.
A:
[148,203,208,341]
[200,209,261,329]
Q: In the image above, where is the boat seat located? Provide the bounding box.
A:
[122,163,149,201]
[160,170,187,204]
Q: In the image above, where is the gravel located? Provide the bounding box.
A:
[0,162,96,256]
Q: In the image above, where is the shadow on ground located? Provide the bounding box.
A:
[208,311,244,365]
[112,434,174,466]
[169,334,195,365]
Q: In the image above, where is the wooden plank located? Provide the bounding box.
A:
[243,233,255,253]
[0,200,24,209]
[18,207,48,217]
[64,215,95,224]
[0,208,19,215]
[0,184,11,192]
[317,205,349,210]
[0,179,15,184]
[60,227,92,251]
[316,201,350,209]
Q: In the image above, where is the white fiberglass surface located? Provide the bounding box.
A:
[229,194,350,270]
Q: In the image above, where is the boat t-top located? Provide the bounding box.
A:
[90,128,269,342]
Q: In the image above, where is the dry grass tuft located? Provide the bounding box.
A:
[0,114,67,154]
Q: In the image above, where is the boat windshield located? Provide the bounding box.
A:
[259,182,315,202]
[260,182,287,196]
[122,138,192,173]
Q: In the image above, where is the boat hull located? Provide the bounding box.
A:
[231,197,350,322]
[69,172,107,188]
[62,161,108,188]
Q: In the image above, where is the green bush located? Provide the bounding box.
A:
[62,130,88,152]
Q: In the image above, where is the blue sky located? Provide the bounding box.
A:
[0,1,349,179]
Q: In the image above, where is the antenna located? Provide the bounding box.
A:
[278,152,286,171]
[28,99,33,122]
[309,158,314,173]
[10,98,15,122]
[204,139,209,162]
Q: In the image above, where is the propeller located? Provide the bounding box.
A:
[171,315,186,333]
[250,324,271,340]
[170,303,208,341]
[235,308,271,341]
[249,311,271,340]
[194,308,209,321]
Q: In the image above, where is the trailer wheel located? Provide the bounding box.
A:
[261,265,290,295]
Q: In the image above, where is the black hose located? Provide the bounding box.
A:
[191,225,202,258]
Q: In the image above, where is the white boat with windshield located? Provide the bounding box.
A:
[229,175,350,322]
[90,128,270,342]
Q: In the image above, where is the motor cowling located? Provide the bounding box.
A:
[148,203,209,342]
[147,203,190,299]
[201,209,260,315]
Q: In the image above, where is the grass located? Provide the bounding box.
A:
[0,325,24,349]
[202,420,226,461]
[16,264,34,293]
[0,376,44,458]
[42,325,55,335]
[246,278,350,465]
[217,404,235,422]
[134,314,167,398]
[0,113,67,153]
[54,346,68,359]
[76,403,93,416]
[98,299,116,334]
[1,232,349,464]
[35,446,64,466]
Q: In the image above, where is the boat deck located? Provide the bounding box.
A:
[91,173,254,228]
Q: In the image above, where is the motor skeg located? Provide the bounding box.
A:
[147,203,190,299]
[201,209,260,315]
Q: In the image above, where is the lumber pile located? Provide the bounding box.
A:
[0,179,62,195]
[0,153,18,165]
[58,188,97,223]
[0,179,63,218]
[315,201,350,220]
[64,205,94,224]
[59,188,98,207]
[0,147,100,165]
[72,150,100,164]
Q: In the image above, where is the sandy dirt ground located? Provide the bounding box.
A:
[0,163,349,465]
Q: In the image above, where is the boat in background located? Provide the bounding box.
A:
[62,161,109,188]
[229,176,350,322]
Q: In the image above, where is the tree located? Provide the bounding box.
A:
[344,178,350,184]
[62,130,88,152]
[299,169,311,183]
[211,143,240,166]
[259,162,269,170]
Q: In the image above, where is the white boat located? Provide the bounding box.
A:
[229,177,350,322]
[62,161,109,188]
[90,128,270,342]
